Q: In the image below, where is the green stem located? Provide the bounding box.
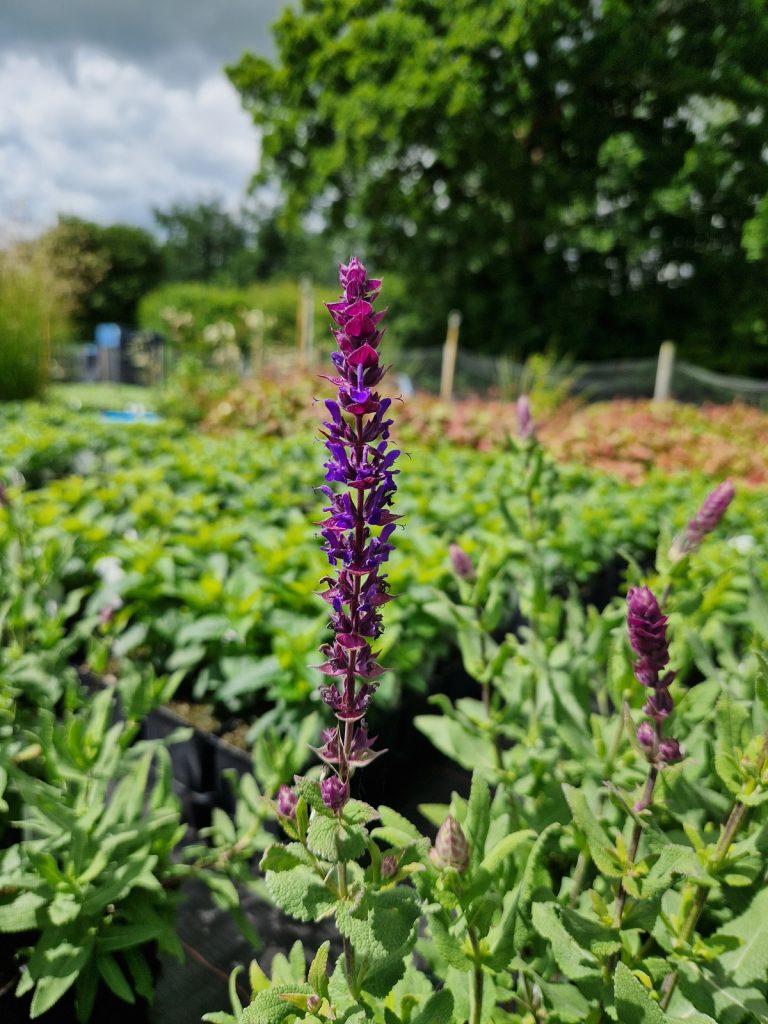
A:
[659,799,750,1011]
[468,927,484,1024]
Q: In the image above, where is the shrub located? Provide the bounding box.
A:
[0,241,70,400]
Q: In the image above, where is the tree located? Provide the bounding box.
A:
[154,198,249,283]
[44,217,162,335]
[228,0,768,371]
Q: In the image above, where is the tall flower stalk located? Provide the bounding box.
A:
[316,257,398,795]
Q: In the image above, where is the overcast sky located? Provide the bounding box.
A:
[0,1,282,235]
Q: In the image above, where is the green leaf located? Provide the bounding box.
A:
[265,865,335,923]
[124,945,155,1002]
[411,988,454,1024]
[29,943,91,1019]
[714,694,749,796]
[478,829,535,877]
[713,886,768,986]
[0,891,46,932]
[464,772,491,869]
[241,984,314,1024]
[427,913,473,970]
[413,715,496,774]
[531,902,600,982]
[307,809,370,861]
[336,888,421,967]
[97,951,135,1004]
[563,784,622,878]
[98,922,163,951]
[614,962,667,1024]
[308,940,330,1000]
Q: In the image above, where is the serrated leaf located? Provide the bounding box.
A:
[714,695,749,796]
[336,888,421,967]
[307,811,369,861]
[531,902,600,981]
[427,913,473,969]
[563,784,622,878]
[614,962,667,1024]
[0,891,47,932]
[478,830,535,876]
[265,865,335,923]
[713,886,768,986]
[241,984,314,1024]
[464,772,491,868]
[308,940,330,1000]
[411,988,454,1024]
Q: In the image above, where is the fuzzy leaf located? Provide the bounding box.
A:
[713,886,768,986]
[464,772,491,868]
[531,902,600,981]
[336,888,421,966]
[241,985,314,1024]
[0,891,46,932]
[614,962,667,1024]
[308,941,330,1000]
[714,695,749,796]
[563,784,622,878]
[307,812,369,862]
[264,865,335,923]
[427,913,473,970]
[411,988,454,1024]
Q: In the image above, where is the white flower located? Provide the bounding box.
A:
[94,556,125,585]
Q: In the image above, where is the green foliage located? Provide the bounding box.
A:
[229,0,768,371]
[138,278,330,353]
[42,215,162,335]
[0,241,69,400]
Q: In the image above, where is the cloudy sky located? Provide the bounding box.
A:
[0,1,282,234]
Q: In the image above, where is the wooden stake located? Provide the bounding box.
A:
[653,340,676,402]
[440,310,462,401]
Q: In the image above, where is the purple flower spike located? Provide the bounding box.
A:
[321,775,349,813]
[627,585,682,768]
[686,479,735,549]
[671,479,736,560]
[627,586,670,684]
[314,258,398,801]
[517,394,536,440]
[429,815,470,873]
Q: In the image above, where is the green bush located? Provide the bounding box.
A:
[0,243,69,400]
[138,279,330,353]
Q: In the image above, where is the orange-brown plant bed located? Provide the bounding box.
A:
[199,373,768,486]
[539,399,768,487]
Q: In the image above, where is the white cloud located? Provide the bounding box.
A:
[0,50,260,233]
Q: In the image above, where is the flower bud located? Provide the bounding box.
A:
[658,737,683,764]
[321,775,349,813]
[381,854,398,879]
[449,543,475,580]
[517,394,535,440]
[276,784,297,819]
[636,721,655,751]
[307,994,322,1012]
[429,815,470,873]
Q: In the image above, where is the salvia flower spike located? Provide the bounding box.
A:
[315,258,399,809]
[429,815,470,873]
[627,585,682,767]
[670,479,735,560]
[516,394,536,440]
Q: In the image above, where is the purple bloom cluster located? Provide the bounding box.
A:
[516,394,536,440]
[627,586,681,765]
[315,258,399,811]
[671,479,736,560]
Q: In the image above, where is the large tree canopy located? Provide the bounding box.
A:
[228,0,768,371]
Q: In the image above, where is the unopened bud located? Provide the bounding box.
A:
[276,784,297,819]
[321,775,349,813]
[307,994,321,1012]
[381,854,398,879]
[517,394,536,440]
[636,721,655,751]
[429,815,470,873]
[449,543,475,580]
[658,737,683,764]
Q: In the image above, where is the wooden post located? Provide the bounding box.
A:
[440,310,462,401]
[303,278,314,366]
[296,277,313,367]
[653,341,676,402]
